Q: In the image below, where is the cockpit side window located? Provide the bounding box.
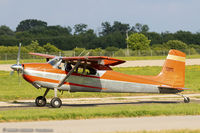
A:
[65,63,72,72]
[73,65,97,75]
[87,67,96,75]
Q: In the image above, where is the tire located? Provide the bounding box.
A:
[184,97,190,103]
[35,96,46,107]
[50,97,62,108]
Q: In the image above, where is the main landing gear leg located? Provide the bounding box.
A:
[50,88,62,108]
[176,94,190,103]
[35,88,50,107]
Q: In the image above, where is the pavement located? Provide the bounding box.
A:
[116,58,200,67]
[1,116,200,133]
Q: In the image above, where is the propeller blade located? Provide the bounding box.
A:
[17,70,20,77]
[18,73,22,86]
[10,43,23,87]
[17,43,21,65]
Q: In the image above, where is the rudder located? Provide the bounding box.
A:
[156,49,186,88]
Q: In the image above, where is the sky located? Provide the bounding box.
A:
[0,0,200,33]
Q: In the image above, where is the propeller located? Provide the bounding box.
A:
[10,43,23,79]
[17,43,21,66]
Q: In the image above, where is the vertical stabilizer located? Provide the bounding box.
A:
[156,50,186,88]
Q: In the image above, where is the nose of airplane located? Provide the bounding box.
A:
[10,64,23,71]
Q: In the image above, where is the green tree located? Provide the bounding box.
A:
[105,46,119,52]
[26,40,45,53]
[43,26,71,36]
[114,49,125,56]
[100,21,130,36]
[105,46,119,56]
[74,24,88,34]
[164,40,188,50]
[141,24,149,33]
[127,33,151,50]
[146,32,162,45]
[100,21,112,36]
[89,48,104,56]
[16,19,47,32]
[0,25,14,36]
[73,47,86,56]
[131,23,149,33]
[43,43,61,53]
[161,31,175,43]
[151,44,167,55]
[0,45,29,60]
[188,44,200,49]
[174,31,193,44]
[112,21,130,35]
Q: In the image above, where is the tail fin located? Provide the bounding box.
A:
[156,49,186,88]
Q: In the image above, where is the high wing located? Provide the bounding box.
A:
[29,52,126,66]
[30,53,55,59]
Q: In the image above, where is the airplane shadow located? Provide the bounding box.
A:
[2,99,199,110]
[61,100,180,108]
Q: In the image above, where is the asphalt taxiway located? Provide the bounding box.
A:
[0,94,199,110]
[0,94,200,133]
[1,116,200,133]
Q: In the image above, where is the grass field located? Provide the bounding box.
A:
[0,103,200,122]
[0,65,200,101]
[1,54,200,64]
[0,66,200,122]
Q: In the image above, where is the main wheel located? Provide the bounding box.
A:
[50,97,62,108]
[35,96,46,107]
[184,97,190,103]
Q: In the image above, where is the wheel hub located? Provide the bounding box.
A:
[39,100,43,104]
[54,101,59,106]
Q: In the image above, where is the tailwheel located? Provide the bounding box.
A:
[35,96,46,107]
[176,94,190,103]
[50,97,62,108]
[184,97,190,103]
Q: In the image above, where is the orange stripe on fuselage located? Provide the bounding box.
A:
[23,63,100,79]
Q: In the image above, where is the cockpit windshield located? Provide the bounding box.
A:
[48,57,62,68]
[48,58,97,75]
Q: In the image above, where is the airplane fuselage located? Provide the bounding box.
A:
[22,63,175,94]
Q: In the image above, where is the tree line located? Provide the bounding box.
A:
[1,19,200,51]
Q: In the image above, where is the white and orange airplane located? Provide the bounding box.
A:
[11,44,190,108]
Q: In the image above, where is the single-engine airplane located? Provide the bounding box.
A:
[11,44,190,108]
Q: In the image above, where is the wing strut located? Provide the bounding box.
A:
[54,60,81,97]
[58,60,81,87]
